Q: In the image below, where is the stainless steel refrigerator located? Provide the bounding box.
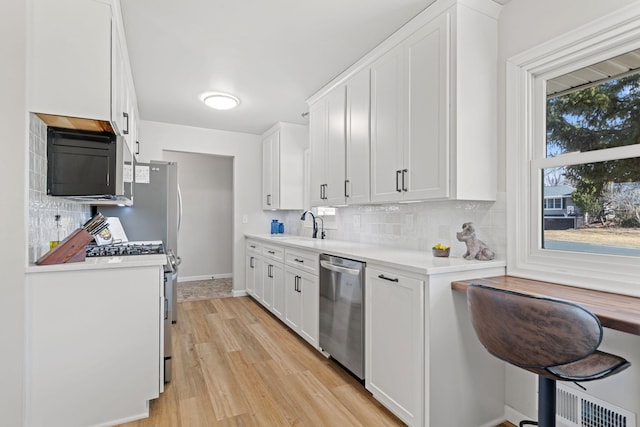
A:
[99,161,181,382]
[102,161,181,317]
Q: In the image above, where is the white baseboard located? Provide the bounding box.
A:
[178,273,232,282]
[233,290,247,297]
[505,405,533,426]
[477,416,508,427]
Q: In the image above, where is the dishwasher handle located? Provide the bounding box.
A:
[320,260,361,276]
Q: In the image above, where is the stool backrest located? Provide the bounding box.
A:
[467,284,602,369]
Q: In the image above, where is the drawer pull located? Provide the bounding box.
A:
[250,245,256,249]
[378,274,399,283]
[294,258,304,263]
[268,250,276,254]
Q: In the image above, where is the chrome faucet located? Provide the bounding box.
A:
[300,210,325,239]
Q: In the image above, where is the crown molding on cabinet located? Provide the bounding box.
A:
[306,0,501,105]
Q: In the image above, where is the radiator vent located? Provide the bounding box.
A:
[556,383,636,427]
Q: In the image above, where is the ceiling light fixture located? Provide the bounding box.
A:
[201,92,240,110]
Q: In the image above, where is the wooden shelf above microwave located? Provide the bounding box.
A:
[35,113,114,133]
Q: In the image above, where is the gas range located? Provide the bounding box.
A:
[85,241,165,257]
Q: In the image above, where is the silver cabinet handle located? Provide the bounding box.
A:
[268,250,276,254]
[250,256,254,268]
[267,194,272,206]
[345,179,350,198]
[378,274,399,283]
[396,170,402,192]
[123,112,129,135]
[294,258,304,263]
[320,260,360,276]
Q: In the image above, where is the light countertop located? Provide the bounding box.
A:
[26,254,167,274]
[245,234,505,276]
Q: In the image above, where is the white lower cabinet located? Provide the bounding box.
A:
[261,244,285,319]
[365,266,424,426]
[261,259,284,319]
[284,268,319,348]
[244,237,506,427]
[25,263,164,427]
[245,239,263,300]
[245,239,320,350]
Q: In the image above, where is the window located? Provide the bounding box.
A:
[544,198,563,210]
[506,4,640,294]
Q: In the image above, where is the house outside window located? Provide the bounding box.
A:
[506,4,640,294]
[544,198,562,210]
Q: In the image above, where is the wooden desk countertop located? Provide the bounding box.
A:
[451,276,640,336]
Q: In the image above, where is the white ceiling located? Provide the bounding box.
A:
[120,0,508,135]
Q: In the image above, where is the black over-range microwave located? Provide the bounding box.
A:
[47,127,132,203]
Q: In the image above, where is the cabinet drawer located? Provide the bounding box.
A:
[263,244,285,262]
[246,239,262,254]
[285,248,319,275]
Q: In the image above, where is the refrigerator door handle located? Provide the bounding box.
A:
[177,184,183,232]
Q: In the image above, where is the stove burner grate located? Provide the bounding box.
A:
[86,242,165,257]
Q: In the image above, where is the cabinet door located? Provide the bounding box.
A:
[262,260,274,309]
[271,263,285,320]
[245,255,256,297]
[324,86,347,206]
[284,268,319,348]
[111,24,127,136]
[365,267,424,426]
[262,133,279,209]
[284,269,302,332]
[370,44,404,203]
[403,14,450,200]
[309,101,328,207]
[299,271,319,348]
[253,258,263,302]
[29,0,112,121]
[345,68,371,205]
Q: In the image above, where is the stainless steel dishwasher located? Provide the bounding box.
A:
[319,253,365,380]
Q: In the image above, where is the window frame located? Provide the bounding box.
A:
[543,197,563,211]
[506,3,640,295]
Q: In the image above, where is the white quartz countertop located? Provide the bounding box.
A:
[25,254,167,274]
[245,234,505,276]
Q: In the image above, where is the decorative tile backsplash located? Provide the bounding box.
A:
[28,114,90,262]
[280,194,507,258]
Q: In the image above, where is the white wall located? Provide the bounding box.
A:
[162,150,233,281]
[498,0,640,422]
[138,120,271,294]
[1,1,26,425]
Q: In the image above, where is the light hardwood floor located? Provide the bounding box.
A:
[118,296,403,426]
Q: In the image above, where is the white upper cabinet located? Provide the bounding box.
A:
[308,0,499,204]
[370,43,404,203]
[308,67,370,206]
[29,0,112,122]
[262,130,280,209]
[309,101,328,206]
[28,0,139,145]
[262,122,309,210]
[345,68,371,205]
[371,14,449,202]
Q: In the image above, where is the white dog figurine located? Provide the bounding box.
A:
[456,222,495,260]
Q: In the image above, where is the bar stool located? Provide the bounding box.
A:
[467,284,630,427]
